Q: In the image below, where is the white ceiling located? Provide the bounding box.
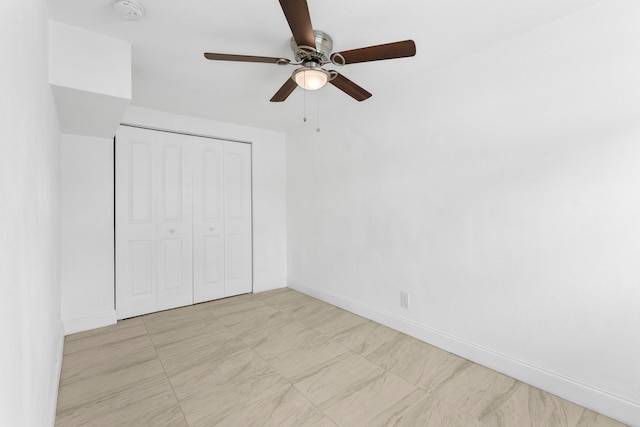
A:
[47,0,603,132]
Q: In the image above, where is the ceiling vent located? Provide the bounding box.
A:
[113,0,145,21]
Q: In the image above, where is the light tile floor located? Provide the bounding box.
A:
[55,289,628,427]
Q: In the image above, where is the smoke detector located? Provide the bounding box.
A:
[113,0,145,21]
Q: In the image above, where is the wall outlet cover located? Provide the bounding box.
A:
[400,291,410,308]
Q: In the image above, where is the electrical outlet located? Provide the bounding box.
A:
[400,291,410,308]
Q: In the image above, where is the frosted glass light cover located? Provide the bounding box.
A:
[294,69,328,90]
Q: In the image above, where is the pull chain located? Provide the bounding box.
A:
[303,73,307,123]
[316,91,321,132]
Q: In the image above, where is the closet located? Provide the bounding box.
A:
[115,125,252,319]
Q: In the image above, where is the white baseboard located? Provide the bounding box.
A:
[49,321,64,426]
[253,278,287,294]
[288,282,640,426]
[62,310,117,336]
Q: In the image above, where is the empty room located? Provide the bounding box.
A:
[1,0,638,426]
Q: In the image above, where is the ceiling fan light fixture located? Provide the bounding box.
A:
[293,66,330,91]
[202,0,417,102]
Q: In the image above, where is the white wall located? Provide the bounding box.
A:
[61,135,115,334]
[0,2,63,426]
[286,0,640,424]
[122,107,288,293]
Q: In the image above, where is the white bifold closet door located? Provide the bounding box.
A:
[116,126,252,319]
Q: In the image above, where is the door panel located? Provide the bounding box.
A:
[156,132,193,311]
[160,238,183,289]
[116,129,158,319]
[130,240,153,296]
[204,150,222,219]
[224,142,252,297]
[225,152,243,219]
[193,138,226,303]
[116,126,193,319]
[204,235,223,283]
[227,233,244,279]
[161,146,183,221]
[129,142,152,223]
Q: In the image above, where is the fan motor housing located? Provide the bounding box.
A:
[291,30,333,65]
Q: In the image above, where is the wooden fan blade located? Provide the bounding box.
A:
[204,52,290,65]
[329,73,372,102]
[270,77,298,102]
[331,40,416,65]
[279,0,315,48]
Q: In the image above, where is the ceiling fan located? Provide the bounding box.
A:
[203,0,416,102]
